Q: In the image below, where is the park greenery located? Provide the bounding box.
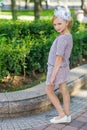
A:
[0,8,87,92]
[2,0,86,20]
[1,9,53,17]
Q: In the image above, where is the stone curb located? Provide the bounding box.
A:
[0,64,87,118]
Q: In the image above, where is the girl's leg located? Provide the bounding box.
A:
[45,85,66,118]
[59,82,70,116]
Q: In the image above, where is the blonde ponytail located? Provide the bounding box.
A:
[67,18,73,31]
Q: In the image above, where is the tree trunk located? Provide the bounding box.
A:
[25,0,28,9]
[11,0,17,20]
[84,2,87,15]
[81,0,84,10]
[45,0,48,9]
[18,0,21,10]
[34,0,40,20]
[0,2,2,12]
[39,0,42,9]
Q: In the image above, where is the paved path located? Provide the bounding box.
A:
[0,86,87,130]
[0,14,49,21]
[31,87,87,130]
[31,108,87,130]
[0,12,87,22]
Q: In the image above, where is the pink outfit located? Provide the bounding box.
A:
[46,34,73,85]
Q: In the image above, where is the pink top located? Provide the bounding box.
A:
[47,34,73,67]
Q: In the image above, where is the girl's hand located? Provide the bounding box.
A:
[50,77,55,86]
[49,55,62,86]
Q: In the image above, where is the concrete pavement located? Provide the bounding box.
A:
[31,88,87,130]
[31,108,87,130]
[0,83,87,130]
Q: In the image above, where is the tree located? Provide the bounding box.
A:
[11,0,17,20]
[81,0,87,15]
[34,0,41,20]
[0,0,3,11]
[81,0,84,9]
[39,0,42,9]
[25,0,28,9]
[45,0,48,9]
[18,0,21,10]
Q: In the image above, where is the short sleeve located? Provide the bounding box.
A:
[56,36,67,57]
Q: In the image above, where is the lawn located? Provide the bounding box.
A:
[0,9,54,17]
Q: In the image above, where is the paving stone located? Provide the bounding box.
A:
[0,64,87,130]
[1,95,87,130]
[14,128,21,130]
[79,129,86,130]
[1,123,8,130]
[69,120,84,128]
[44,127,57,130]
[76,116,87,122]
[62,126,78,130]
[80,124,87,130]
[31,125,48,130]
[82,112,87,118]
[51,123,65,129]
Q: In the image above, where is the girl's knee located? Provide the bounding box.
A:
[45,85,54,95]
[59,83,67,95]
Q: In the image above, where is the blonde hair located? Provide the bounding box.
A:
[52,16,73,31]
[66,18,73,31]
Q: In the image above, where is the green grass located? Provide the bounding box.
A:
[0,9,54,17]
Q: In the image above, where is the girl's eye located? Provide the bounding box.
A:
[53,24,56,26]
[53,23,61,26]
[58,23,62,25]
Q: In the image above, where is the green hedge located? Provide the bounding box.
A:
[0,18,87,80]
[70,22,87,67]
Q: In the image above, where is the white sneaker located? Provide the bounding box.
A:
[67,115,71,123]
[50,115,67,124]
[51,115,71,123]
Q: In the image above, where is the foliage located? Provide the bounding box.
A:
[0,14,87,81]
[0,33,31,80]
[70,22,87,67]
[1,9,53,16]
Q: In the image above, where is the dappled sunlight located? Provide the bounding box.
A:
[69,64,87,82]
[71,89,87,97]
[70,65,87,74]
[77,11,87,23]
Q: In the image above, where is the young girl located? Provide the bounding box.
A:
[45,6,73,124]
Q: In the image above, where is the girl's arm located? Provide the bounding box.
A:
[50,55,62,86]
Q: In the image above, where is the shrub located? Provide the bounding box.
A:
[70,22,87,67]
[0,17,87,81]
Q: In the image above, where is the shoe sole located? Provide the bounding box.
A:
[50,118,68,124]
[50,117,71,123]
[51,120,68,124]
[67,120,71,123]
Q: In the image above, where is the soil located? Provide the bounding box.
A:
[0,75,32,92]
[0,59,87,92]
[0,73,44,92]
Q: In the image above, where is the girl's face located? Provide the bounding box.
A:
[53,17,68,34]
